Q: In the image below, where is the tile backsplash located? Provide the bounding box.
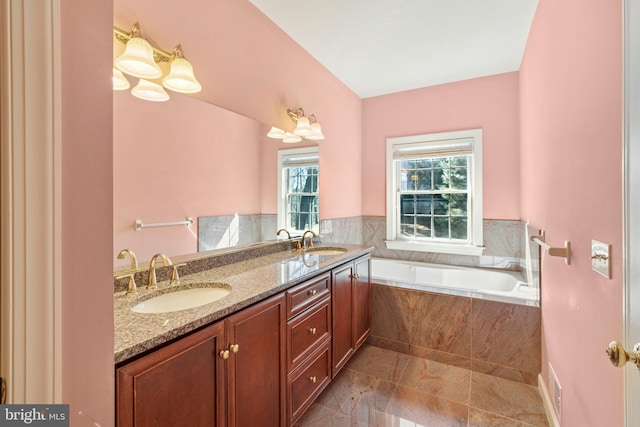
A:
[198,214,532,274]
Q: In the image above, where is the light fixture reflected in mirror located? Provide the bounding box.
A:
[267,107,325,142]
[163,45,202,93]
[113,22,202,101]
[282,132,302,143]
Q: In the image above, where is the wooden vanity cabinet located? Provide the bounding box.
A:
[116,293,286,427]
[353,256,372,349]
[116,253,372,427]
[116,321,226,427]
[226,293,287,427]
[285,274,332,425]
[331,255,371,378]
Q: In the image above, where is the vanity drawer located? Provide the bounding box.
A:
[288,340,331,425]
[286,272,331,319]
[287,296,331,370]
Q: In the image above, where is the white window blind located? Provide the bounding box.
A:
[391,138,474,160]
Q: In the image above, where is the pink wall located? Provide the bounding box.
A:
[519,0,623,425]
[361,72,521,219]
[61,0,115,425]
[113,0,362,259]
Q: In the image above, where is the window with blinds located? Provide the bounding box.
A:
[386,129,484,255]
[278,147,320,233]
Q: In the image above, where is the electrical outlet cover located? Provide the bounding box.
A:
[591,240,611,279]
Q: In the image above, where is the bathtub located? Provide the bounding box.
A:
[370,257,539,306]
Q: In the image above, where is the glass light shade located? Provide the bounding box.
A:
[112,68,130,90]
[115,37,162,79]
[305,122,325,140]
[162,57,202,93]
[293,116,313,136]
[131,79,170,102]
[283,132,302,143]
[267,127,286,139]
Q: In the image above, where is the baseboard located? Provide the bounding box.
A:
[538,373,561,427]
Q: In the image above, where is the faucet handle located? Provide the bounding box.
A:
[170,263,186,285]
[115,272,137,295]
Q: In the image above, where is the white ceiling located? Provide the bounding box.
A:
[249,0,538,98]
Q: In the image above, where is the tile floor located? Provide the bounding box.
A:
[294,344,549,427]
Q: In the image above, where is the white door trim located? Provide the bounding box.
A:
[624,0,640,425]
[0,0,62,403]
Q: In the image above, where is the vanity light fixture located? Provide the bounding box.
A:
[113,22,202,101]
[131,79,170,102]
[267,107,325,143]
[112,68,130,90]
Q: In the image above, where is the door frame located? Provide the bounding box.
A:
[623,0,639,425]
[0,0,62,403]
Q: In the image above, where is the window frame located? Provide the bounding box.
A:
[385,129,484,255]
[277,146,320,234]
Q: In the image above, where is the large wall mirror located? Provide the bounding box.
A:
[113,90,318,266]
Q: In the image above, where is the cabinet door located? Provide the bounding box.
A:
[331,262,354,377]
[353,256,371,350]
[116,321,226,427]
[226,293,286,427]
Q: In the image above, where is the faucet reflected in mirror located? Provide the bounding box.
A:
[276,229,291,239]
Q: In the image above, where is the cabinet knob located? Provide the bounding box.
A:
[309,376,317,384]
[230,344,240,354]
[220,350,230,360]
[309,327,317,335]
[351,273,360,279]
[307,289,317,296]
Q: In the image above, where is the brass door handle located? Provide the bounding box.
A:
[220,350,230,360]
[351,273,359,279]
[309,376,317,383]
[309,327,317,335]
[230,344,240,354]
[308,289,317,296]
[606,341,640,370]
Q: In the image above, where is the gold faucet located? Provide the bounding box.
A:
[276,229,291,239]
[147,253,173,290]
[117,248,138,270]
[301,230,317,250]
[116,249,138,295]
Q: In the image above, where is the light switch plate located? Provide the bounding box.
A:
[591,240,611,279]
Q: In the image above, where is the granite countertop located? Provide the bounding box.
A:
[114,244,373,364]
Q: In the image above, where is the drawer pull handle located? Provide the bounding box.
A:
[220,350,230,360]
[308,289,317,296]
[351,273,360,279]
[230,344,239,354]
[309,327,317,335]
[310,376,317,384]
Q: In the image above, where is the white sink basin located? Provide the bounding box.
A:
[306,247,348,256]
[131,286,231,314]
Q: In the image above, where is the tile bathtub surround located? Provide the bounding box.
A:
[363,216,525,271]
[294,344,549,427]
[369,283,541,386]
